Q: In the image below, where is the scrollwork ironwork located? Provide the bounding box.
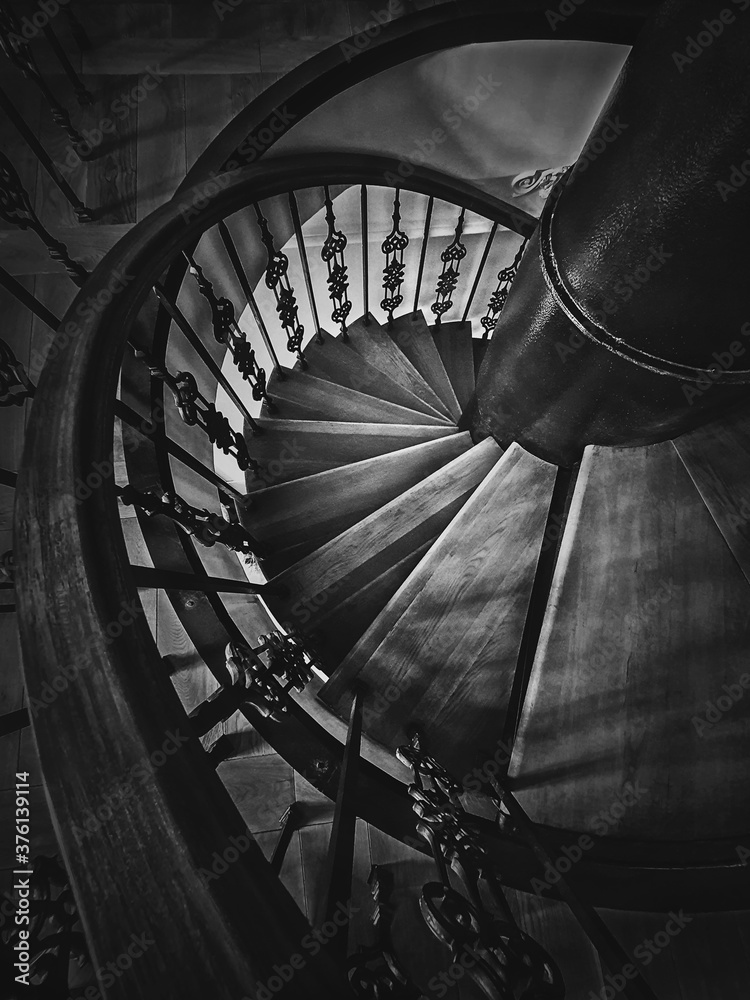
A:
[381,190,409,326]
[255,204,305,363]
[481,236,529,339]
[184,253,271,405]
[225,630,315,721]
[0,335,34,406]
[322,186,352,337]
[130,344,255,472]
[0,152,89,284]
[431,207,467,323]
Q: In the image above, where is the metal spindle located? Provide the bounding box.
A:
[114,400,245,501]
[462,222,497,322]
[152,284,262,433]
[288,190,323,344]
[317,686,364,957]
[42,23,93,107]
[1,336,35,406]
[129,565,268,595]
[0,152,89,285]
[128,342,257,474]
[0,264,61,329]
[217,220,284,379]
[380,188,408,327]
[321,185,352,339]
[254,202,306,367]
[270,804,302,875]
[481,234,529,340]
[431,206,467,325]
[360,184,369,323]
[413,195,433,316]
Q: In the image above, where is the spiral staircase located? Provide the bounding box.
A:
[4,1,750,999]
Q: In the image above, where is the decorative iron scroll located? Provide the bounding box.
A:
[119,485,260,556]
[322,186,352,336]
[397,734,565,1000]
[0,4,86,150]
[0,548,14,583]
[184,253,271,405]
[131,344,255,472]
[510,167,570,200]
[225,631,315,720]
[347,866,421,1000]
[381,189,409,325]
[255,204,306,363]
[480,236,529,339]
[0,152,89,283]
[0,336,34,406]
[0,854,90,996]
[431,208,467,323]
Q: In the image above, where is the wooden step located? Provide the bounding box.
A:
[672,405,750,586]
[388,312,461,421]
[245,420,458,493]
[510,442,750,841]
[262,368,451,426]
[245,433,473,553]
[306,539,436,668]
[263,438,503,652]
[430,320,476,412]
[473,337,489,377]
[320,444,557,775]
[301,330,448,421]
[343,313,453,420]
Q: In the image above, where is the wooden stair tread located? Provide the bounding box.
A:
[510,442,750,842]
[388,312,461,421]
[344,313,453,420]
[672,405,750,587]
[301,329,448,421]
[245,433,473,550]
[263,368,451,426]
[263,438,503,645]
[309,539,436,668]
[244,420,458,492]
[320,444,557,776]
[430,320,476,412]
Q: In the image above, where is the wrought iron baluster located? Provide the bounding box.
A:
[183,252,273,409]
[431,207,467,324]
[413,195,433,316]
[0,84,93,223]
[322,185,352,339]
[288,190,323,344]
[0,3,86,149]
[118,484,262,557]
[225,630,315,721]
[0,335,35,406]
[397,733,565,1000]
[380,188,408,327]
[361,185,369,323]
[218,220,285,379]
[42,23,93,107]
[463,223,497,322]
[129,343,256,473]
[480,235,529,340]
[254,202,306,367]
[0,264,61,329]
[0,152,89,285]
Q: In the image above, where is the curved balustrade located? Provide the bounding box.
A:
[13,143,750,999]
